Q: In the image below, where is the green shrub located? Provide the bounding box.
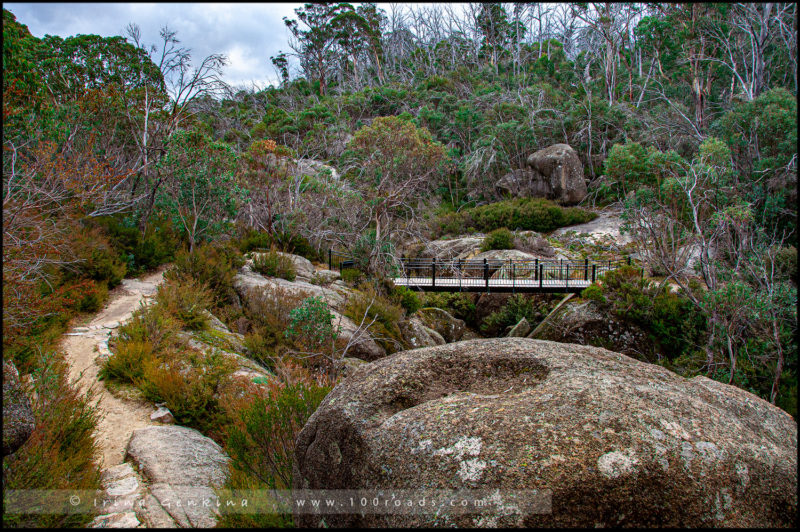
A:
[391,285,422,315]
[341,268,363,284]
[420,292,477,327]
[481,294,540,336]
[114,304,179,354]
[225,382,331,489]
[344,283,405,353]
[138,348,237,434]
[581,283,606,302]
[100,340,155,383]
[155,276,214,331]
[237,230,274,253]
[481,227,515,251]
[434,198,596,236]
[168,241,244,307]
[252,248,296,281]
[2,354,102,528]
[285,296,338,353]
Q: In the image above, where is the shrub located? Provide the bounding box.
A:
[115,304,179,354]
[344,283,405,353]
[237,229,274,253]
[420,292,478,327]
[241,286,308,363]
[391,285,422,315]
[75,280,109,313]
[285,296,338,354]
[581,283,606,302]
[434,198,596,236]
[2,354,101,528]
[100,340,155,383]
[252,248,296,281]
[224,381,331,489]
[155,275,214,331]
[481,227,515,251]
[340,267,363,284]
[480,294,540,336]
[167,241,244,308]
[138,348,237,434]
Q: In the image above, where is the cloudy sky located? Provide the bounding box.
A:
[5,3,308,90]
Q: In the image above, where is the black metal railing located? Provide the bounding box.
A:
[327,248,632,293]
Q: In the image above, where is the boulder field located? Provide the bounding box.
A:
[293,338,797,528]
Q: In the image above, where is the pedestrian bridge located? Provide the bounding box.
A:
[329,251,629,294]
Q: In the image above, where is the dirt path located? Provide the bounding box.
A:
[61,268,166,469]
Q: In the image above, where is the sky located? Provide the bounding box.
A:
[4,3,307,90]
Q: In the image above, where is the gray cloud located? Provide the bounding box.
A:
[4,2,303,89]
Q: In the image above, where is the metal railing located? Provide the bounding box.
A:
[328,248,631,293]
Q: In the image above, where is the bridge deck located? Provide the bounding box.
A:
[392,277,591,293]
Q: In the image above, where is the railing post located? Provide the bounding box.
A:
[484,258,489,289]
[566,264,569,289]
[432,257,436,289]
[627,256,632,266]
[584,258,589,281]
[592,264,597,283]
[534,258,539,281]
[560,258,563,280]
[539,264,543,288]
[512,262,516,292]
[328,248,332,271]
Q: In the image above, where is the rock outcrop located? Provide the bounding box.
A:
[497,144,587,205]
[293,338,797,528]
[530,298,655,359]
[414,308,466,343]
[399,317,447,349]
[234,259,387,362]
[126,426,230,528]
[2,361,35,456]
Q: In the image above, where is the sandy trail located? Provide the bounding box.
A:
[62,268,166,469]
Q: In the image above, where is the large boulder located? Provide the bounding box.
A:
[126,426,230,528]
[420,236,486,260]
[530,299,655,360]
[414,308,466,343]
[293,338,797,528]
[497,144,587,205]
[399,317,446,349]
[2,361,35,456]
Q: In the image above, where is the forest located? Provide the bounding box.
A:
[2,3,797,528]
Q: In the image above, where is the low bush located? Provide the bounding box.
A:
[480,294,541,336]
[419,292,478,327]
[138,348,237,434]
[581,283,606,302]
[224,380,331,489]
[340,267,363,284]
[252,248,296,281]
[390,285,422,315]
[344,283,406,353]
[2,353,102,528]
[481,227,515,251]
[434,198,597,236]
[167,241,244,308]
[100,340,155,383]
[154,276,214,331]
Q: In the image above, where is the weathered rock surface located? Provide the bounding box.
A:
[497,144,587,205]
[234,264,348,311]
[506,317,531,337]
[126,426,230,528]
[415,308,466,343]
[150,406,175,424]
[530,299,655,359]
[338,357,369,379]
[2,361,35,455]
[296,158,340,181]
[293,338,797,528]
[234,263,387,362]
[420,235,486,260]
[334,309,388,362]
[399,317,447,349]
